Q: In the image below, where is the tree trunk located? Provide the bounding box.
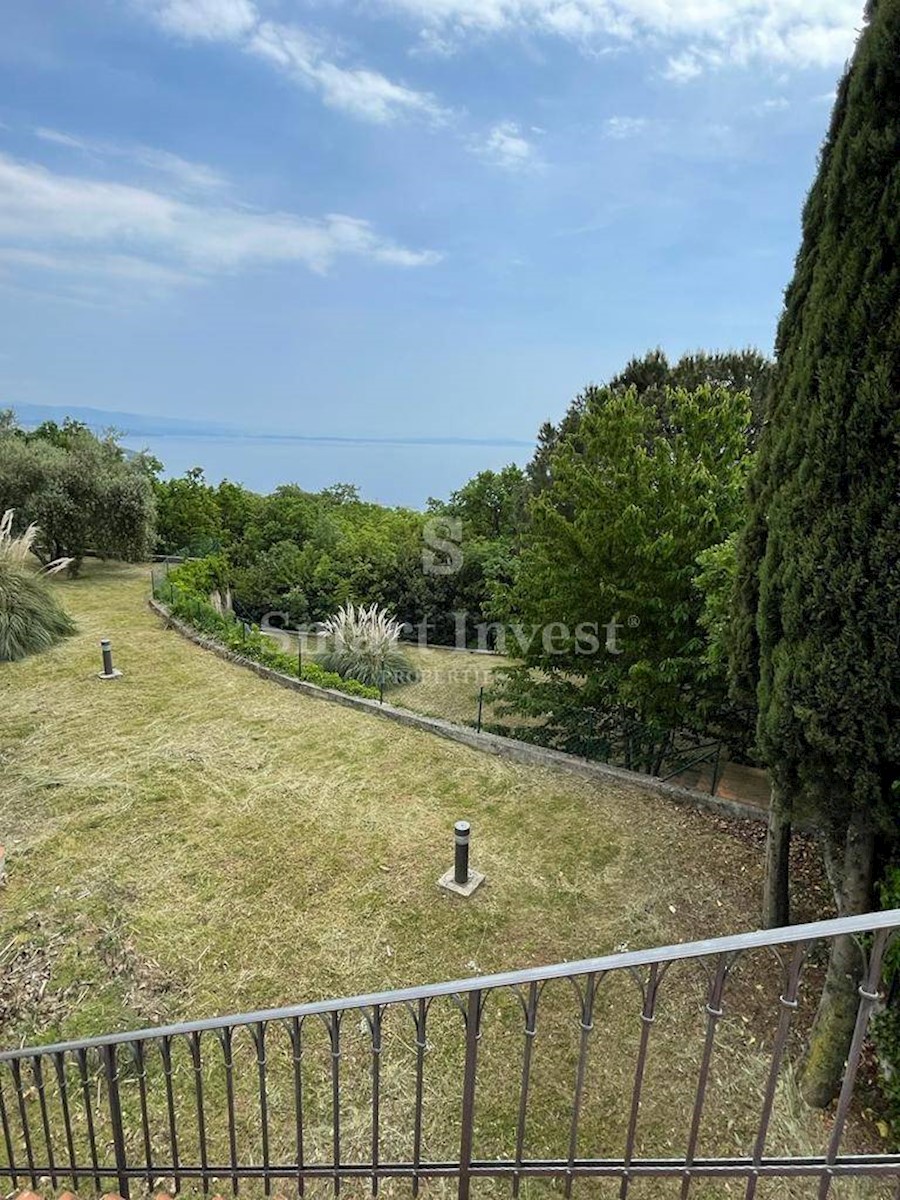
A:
[763,781,792,928]
[800,811,875,1108]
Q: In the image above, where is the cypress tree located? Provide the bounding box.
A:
[732,0,900,1105]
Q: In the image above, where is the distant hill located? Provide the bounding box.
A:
[6,403,533,448]
[8,403,243,439]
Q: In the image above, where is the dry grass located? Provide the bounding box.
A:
[392,645,511,727]
[0,562,890,1199]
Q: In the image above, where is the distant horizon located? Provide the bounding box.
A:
[1,0,859,504]
[7,402,536,506]
[10,401,536,449]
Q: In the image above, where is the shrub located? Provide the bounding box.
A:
[316,602,418,688]
[0,510,75,661]
[155,566,379,701]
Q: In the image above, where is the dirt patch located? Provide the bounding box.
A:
[0,915,85,1041]
[92,913,175,1026]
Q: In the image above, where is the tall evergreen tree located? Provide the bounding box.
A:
[731,0,900,1106]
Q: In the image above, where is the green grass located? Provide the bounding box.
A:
[271,628,510,728]
[0,563,889,1198]
[394,645,511,727]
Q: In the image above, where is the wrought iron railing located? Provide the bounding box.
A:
[1,911,898,1199]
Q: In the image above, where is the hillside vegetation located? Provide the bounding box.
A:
[0,562,887,1197]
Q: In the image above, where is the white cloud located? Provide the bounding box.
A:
[603,115,650,139]
[663,52,704,82]
[473,121,539,170]
[0,151,441,299]
[137,0,258,41]
[372,0,864,75]
[136,0,445,124]
[0,247,197,292]
[750,96,790,115]
[248,21,446,122]
[34,128,228,192]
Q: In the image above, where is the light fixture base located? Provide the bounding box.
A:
[437,868,485,898]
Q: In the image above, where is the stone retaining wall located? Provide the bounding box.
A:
[149,598,768,826]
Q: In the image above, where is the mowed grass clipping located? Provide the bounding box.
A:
[0,563,889,1199]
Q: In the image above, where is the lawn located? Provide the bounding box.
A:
[269,628,511,729]
[0,563,887,1198]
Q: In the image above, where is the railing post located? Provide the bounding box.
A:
[458,989,481,1200]
[817,927,891,1200]
[103,1043,130,1199]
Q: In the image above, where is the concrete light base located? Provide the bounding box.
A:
[97,669,123,681]
[437,868,485,898]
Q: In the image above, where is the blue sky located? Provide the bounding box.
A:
[0,1,864,504]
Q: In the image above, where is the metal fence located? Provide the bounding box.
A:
[1,911,898,1199]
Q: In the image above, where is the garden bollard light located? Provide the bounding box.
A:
[454,821,470,886]
[98,638,122,680]
[437,819,484,897]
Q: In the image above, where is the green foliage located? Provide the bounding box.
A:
[0,416,155,571]
[163,554,231,598]
[494,384,752,769]
[0,510,75,661]
[0,567,76,662]
[316,602,418,688]
[155,565,378,700]
[729,0,900,1109]
[317,645,417,688]
[528,348,772,492]
[873,863,900,1139]
[695,534,739,676]
[153,467,223,556]
[437,465,529,540]
[731,0,900,833]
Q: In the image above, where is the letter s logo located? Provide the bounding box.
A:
[422,517,464,576]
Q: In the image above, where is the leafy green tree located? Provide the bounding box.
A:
[439,465,529,540]
[496,385,751,767]
[154,467,222,556]
[694,535,739,679]
[611,348,773,445]
[731,0,900,1106]
[231,540,310,620]
[215,480,261,546]
[528,349,772,492]
[0,417,155,572]
[238,484,335,559]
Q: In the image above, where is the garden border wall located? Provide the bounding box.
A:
[149,597,768,826]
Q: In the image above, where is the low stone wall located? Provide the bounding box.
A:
[149,598,768,825]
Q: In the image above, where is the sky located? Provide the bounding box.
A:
[0,0,866,505]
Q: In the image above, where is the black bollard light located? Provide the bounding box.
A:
[438,819,484,896]
[98,638,122,680]
[454,821,470,886]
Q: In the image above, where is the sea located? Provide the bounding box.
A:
[121,434,533,508]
